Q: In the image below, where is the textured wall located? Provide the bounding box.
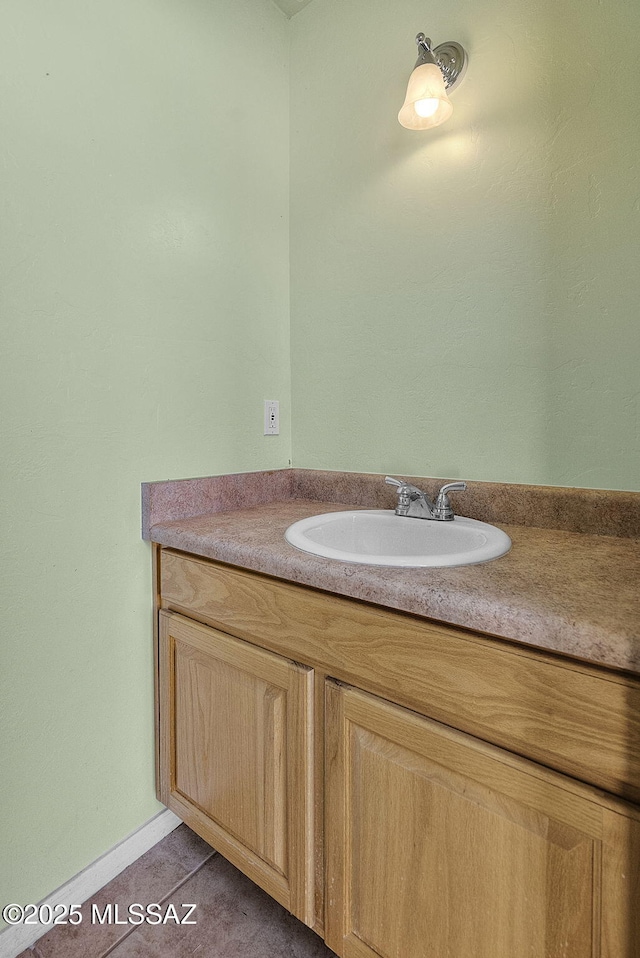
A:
[0,0,290,918]
[290,0,640,490]
[3,0,640,927]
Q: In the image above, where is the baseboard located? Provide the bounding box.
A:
[0,808,181,958]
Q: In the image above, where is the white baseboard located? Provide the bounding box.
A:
[0,808,181,958]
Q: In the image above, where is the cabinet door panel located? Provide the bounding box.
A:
[159,611,314,923]
[602,810,640,957]
[174,641,288,873]
[326,682,639,958]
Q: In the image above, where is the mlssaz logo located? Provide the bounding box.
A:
[91,903,197,925]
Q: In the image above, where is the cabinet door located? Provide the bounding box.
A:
[325,681,640,958]
[159,611,314,924]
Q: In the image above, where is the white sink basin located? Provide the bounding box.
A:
[285,510,511,568]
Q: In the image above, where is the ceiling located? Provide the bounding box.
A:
[271,0,314,18]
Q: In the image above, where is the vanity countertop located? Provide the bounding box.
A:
[143,469,640,675]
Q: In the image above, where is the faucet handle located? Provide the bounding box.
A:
[437,482,467,496]
[385,476,417,514]
[433,481,467,520]
[385,476,424,498]
[385,476,411,505]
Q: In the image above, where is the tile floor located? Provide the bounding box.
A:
[17,825,336,958]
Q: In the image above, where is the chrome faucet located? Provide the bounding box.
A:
[385,477,467,521]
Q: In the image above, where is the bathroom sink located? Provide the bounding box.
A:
[285,510,511,568]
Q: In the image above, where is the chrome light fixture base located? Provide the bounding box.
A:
[399,31,468,131]
[415,34,468,93]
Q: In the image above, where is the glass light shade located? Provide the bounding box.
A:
[398,62,453,130]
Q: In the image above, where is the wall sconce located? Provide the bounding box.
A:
[398,33,468,131]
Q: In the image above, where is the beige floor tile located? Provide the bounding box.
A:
[108,853,335,958]
[35,825,214,958]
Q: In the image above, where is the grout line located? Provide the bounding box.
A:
[95,851,217,958]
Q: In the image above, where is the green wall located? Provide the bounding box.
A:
[3,0,640,930]
[290,0,640,490]
[0,0,290,919]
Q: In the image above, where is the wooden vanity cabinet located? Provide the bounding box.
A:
[155,547,640,957]
[157,610,315,924]
[325,681,640,958]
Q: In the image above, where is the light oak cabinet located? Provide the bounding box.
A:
[155,548,640,956]
[325,681,640,958]
[157,610,315,924]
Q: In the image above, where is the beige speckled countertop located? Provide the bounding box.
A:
[142,469,640,675]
